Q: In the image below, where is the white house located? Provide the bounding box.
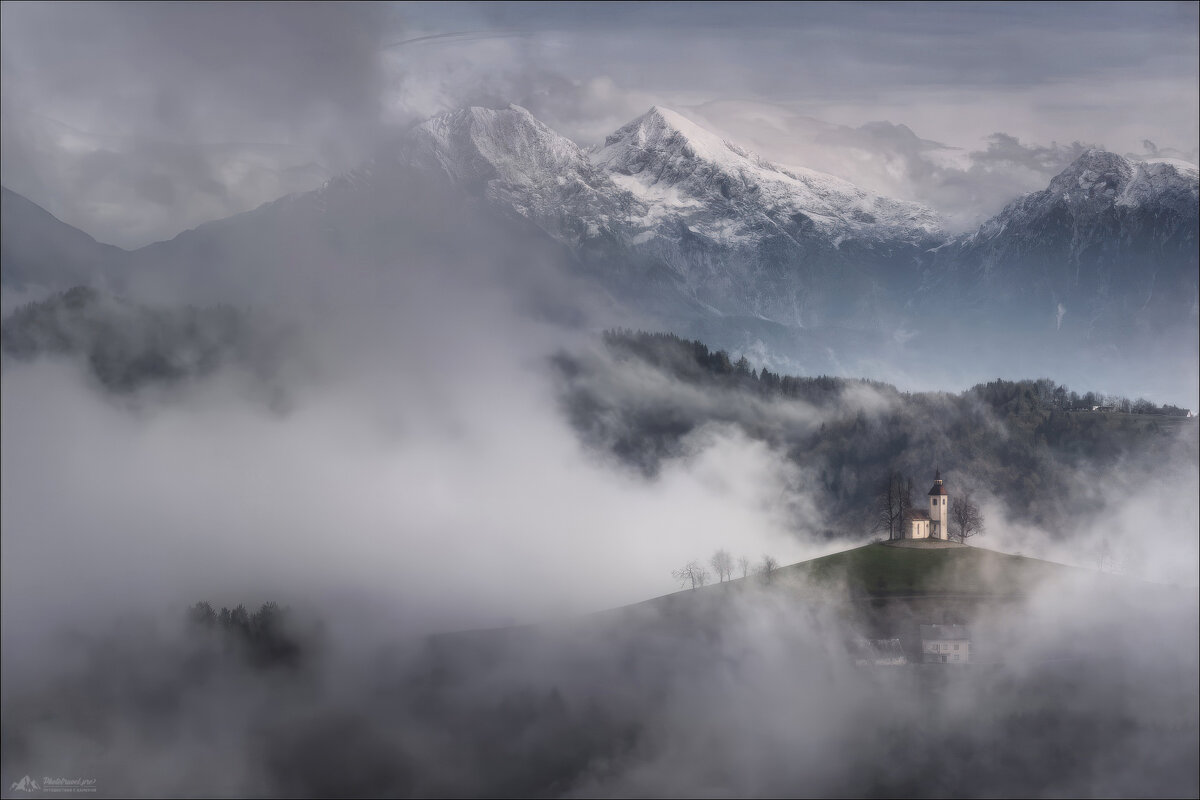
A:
[904,470,949,540]
[921,624,970,663]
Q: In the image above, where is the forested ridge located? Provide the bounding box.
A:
[0,286,291,393]
[555,330,1196,534]
[2,290,1192,536]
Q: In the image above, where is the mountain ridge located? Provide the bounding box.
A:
[927,147,1199,337]
[2,105,1196,403]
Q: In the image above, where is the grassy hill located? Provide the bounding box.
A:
[779,540,1082,598]
[588,540,1170,660]
[613,540,1091,618]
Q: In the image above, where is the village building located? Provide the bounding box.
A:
[921,624,970,663]
[904,470,949,539]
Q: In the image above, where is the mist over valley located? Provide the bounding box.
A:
[2,3,1197,797]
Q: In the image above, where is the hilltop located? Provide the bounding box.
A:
[779,540,1080,598]
[568,539,1191,671]
[606,540,1097,615]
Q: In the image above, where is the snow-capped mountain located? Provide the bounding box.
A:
[2,106,1196,386]
[398,104,945,328]
[928,149,1198,336]
[402,105,634,244]
[593,106,941,249]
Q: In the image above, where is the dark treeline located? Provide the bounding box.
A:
[557,330,1196,533]
[0,286,292,394]
[602,329,1191,417]
[186,601,308,669]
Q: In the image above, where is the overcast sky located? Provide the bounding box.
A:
[2,1,1197,247]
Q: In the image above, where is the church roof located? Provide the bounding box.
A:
[908,510,931,521]
[929,470,947,495]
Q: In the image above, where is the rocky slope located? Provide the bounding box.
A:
[2,107,1196,394]
[1,187,124,291]
[399,104,944,328]
[926,149,1199,337]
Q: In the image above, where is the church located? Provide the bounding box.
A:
[904,471,949,539]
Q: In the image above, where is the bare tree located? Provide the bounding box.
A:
[737,555,751,579]
[672,560,710,590]
[757,554,780,584]
[949,494,984,542]
[897,475,914,536]
[872,476,900,540]
[710,549,734,582]
[873,471,913,540]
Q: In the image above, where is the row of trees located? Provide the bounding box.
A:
[602,330,1191,417]
[972,378,1190,417]
[1,286,285,395]
[872,471,984,542]
[187,601,305,667]
[672,550,780,590]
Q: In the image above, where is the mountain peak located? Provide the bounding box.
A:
[603,105,750,166]
[416,104,550,146]
[408,104,592,187]
[1059,148,1131,177]
[592,107,941,250]
[1043,149,1135,206]
[1040,148,1198,211]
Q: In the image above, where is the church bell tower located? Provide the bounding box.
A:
[929,470,948,539]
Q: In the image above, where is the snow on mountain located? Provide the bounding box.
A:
[971,150,1197,243]
[592,106,943,249]
[398,104,946,327]
[408,105,596,188]
[7,103,1192,356]
[1117,157,1199,209]
[932,149,1198,336]
[402,103,944,252]
[403,104,640,246]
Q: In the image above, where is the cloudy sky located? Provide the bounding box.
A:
[2,1,1197,247]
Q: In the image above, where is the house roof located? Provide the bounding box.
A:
[920,624,969,640]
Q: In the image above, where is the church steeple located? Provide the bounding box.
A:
[928,469,948,539]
